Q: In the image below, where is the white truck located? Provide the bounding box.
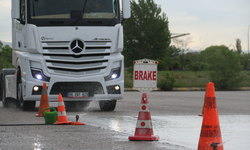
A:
[0,0,130,111]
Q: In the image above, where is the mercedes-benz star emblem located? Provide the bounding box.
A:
[70,39,84,53]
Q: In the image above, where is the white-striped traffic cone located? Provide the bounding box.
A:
[54,93,72,125]
[129,93,159,141]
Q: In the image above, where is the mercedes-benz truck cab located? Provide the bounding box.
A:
[0,0,131,111]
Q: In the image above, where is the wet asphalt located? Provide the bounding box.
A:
[0,91,249,149]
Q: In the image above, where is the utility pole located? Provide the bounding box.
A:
[171,33,190,39]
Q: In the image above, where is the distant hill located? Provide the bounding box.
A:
[0,41,12,48]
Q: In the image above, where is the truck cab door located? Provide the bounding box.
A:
[12,0,26,51]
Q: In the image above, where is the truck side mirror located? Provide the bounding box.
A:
[11,0,20,19]
[122,0,131,19]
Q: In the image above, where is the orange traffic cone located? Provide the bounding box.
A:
[36,83,50,117]
[129,93,159,141]
[198,82,223,150]
[199,83,209,116]
[54,94,72,125]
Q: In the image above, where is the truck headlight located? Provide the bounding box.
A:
[104,67,121,81]
[31,68,50,82]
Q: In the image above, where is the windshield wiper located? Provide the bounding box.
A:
[71,0,88,26]
[50,21,64,24]
[108,14,117,25]
[88,21,103,24]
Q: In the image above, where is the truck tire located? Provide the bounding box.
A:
[16,68,36,111]
[99,100,117,111]
[64,101,90,111]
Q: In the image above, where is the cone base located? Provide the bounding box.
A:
[54,121,72,125]
[36,114,43,117]
[198,137,223,150]
[70,121,85,125]
[129,135,159,141]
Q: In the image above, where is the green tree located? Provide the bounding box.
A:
[200,62,210,70]
[123,0,171,67]
[236,38,242,54]
[205,45,243,89]
[167,45,180,58]
[184,51,199,67]
[187,62,202,78]
[0,42,13,70]
[234,39,249,69]
[172,61,181,70]
[157,45,180,71]
[172,37,192,69]
[199,45,222,65]
[0,41,3,48]
[168,45,180,70]
[240,53,249,70]
[157,57,171,71]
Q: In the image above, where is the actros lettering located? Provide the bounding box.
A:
[134,71,156,80]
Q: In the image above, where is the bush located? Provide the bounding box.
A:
[124,79,133,88]
[158,72,175,91]
[207,46,243,89]
[157,58,171,71]
[0,43,13,70]
[127,66,134,75]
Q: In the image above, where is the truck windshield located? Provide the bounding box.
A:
[28,0,120,26]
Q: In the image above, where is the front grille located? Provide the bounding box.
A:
[42,41,111,74]
[50,82,104,97]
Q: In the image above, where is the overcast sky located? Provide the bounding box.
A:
[0,0,250,52]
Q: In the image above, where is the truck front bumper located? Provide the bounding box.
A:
[24,74,124,102]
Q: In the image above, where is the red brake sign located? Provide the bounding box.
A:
[133,59,158,91]
[134,71,157,81]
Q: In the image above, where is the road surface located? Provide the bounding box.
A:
[0,91,249,149]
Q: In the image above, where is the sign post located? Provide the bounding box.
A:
[129,58,159,141]
[133,58,158,93]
